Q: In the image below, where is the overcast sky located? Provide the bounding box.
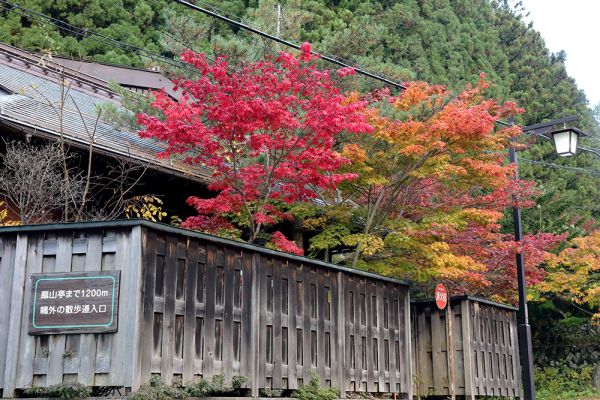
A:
[519,0,600,107]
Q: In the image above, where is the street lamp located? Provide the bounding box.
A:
[551,127,588,156]
[506,115,588,400]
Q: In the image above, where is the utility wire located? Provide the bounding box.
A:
[170,0,407,90]
[520,158,600,177]
[186,0,376,70]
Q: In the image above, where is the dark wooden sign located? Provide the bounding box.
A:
[29,270,120,335]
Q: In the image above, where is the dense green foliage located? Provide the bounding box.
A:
[535,362,600,400]
[129,375,248,399]
[292,375,339,400]
[22,383,92,399]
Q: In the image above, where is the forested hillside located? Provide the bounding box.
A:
[1,0,599,379]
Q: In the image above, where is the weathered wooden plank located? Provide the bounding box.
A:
[272,258,283,388]
[388,289,398,394]
[302,266,312,385]
[202,244,218,378]
[286,264,298,389]
[249,253,261,397]
[344,277,356,390]
[481,307,491,394]
[241,252,253,386]
[493,314,501,393]
[365,282,375,392]
[0,237,17,393]
[124,226,144,391]
[510,312,521,397]
[461,300,476,400]
[376,285,385,391]
[182,240,198,385]
[430,307,446,395]
[473,302,484,394]
[402,289,413,399]
[46,233,72,386]
[355,280,364,390]
[504,313,511,394]
[316,271,326,384]
[160,235,178,384]
[452,305,465,396]
[32,235,57,389]
[333,271,345,397]
[106,231,131,386]
[3,235,28,397]
[258,256,270,387]
[77,233,103,386]
[222,247,235,383]
[16,235,44,388]
[139,230,157,385]
[99,231,129,386]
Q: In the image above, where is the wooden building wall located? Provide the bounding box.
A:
[0,221,412,398]
[411,297,521,399]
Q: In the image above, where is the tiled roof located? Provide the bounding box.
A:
[51,57,180,99]
[0,42,211,182]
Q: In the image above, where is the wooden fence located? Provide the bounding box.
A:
[411,297,521,399]
[0,220,413,398]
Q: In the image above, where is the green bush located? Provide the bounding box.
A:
[130,374,248,399]
[259,387,284,397]
[130,376,186,400]
[186,374,247,397]
[22,383,92,399]
[535,362,600,400]
[292,375,339,400]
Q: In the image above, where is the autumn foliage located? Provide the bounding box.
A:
[139,46,567,303]
[138,43,370,252]
[539,232,600,322]
[309,78,563,300]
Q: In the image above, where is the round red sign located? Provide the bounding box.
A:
[435,283,448,310]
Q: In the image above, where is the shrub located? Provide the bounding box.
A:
[22,383,92,399]
[292,375,339,400]
[130,376,186,400]
[185,374,247,397]
[535,362,600,400]
[259,387,284,397]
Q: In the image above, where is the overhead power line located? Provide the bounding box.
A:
[181,0,377,71]
[170,0,407,91]
[520,158,600,177]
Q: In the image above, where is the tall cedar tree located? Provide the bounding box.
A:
[138,44,370,253]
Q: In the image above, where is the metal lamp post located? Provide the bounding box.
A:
[507,115,588,400]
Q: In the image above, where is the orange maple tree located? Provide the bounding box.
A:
[538,232,600,322]
[316,78,564,300]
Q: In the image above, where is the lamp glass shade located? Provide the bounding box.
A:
[552,129,578,156]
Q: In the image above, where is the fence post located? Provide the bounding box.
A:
[336,272,346,398]
[124,226,144,392]
[404,290,414,400]
[250,253,261,398]
[3,234,28,398]
[461,299,476,400]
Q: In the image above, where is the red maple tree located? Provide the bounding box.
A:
[138,44,371,251]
